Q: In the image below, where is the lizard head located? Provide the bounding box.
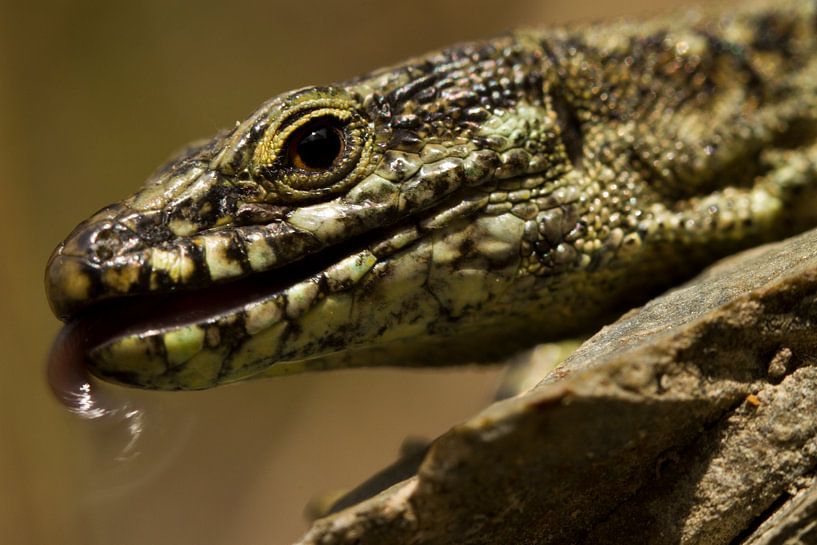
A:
[45,39,578,389]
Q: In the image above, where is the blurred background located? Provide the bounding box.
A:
[1,0,694,543]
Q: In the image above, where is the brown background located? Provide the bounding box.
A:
[1,1,695,544]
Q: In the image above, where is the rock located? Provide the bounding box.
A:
[297,228,817,545]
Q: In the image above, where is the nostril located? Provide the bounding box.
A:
[92,228,119,261]
[94,247,114,261]
[86,223,143,263]
[91,226,123,262]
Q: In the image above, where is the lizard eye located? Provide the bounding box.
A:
[251,89,375,202]
[286,118,345,172]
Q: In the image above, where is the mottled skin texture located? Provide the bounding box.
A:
[46,0,817,389]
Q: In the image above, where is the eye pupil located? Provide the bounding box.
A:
[292,124,343,170]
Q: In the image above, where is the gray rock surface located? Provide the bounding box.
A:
[297,228,817,545]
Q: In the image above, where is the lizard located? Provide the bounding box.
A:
[45,0,817,391]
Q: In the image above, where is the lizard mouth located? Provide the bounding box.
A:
[48,233,381,389]
[68,251,334,349]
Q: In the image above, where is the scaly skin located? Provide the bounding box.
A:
[46,0,817,389]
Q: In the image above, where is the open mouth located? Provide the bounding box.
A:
[44,200,428,391]
[56,236,375,365]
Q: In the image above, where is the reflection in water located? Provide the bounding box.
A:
[47,322,119,420]
[47,320,193,474]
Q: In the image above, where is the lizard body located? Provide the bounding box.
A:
[46,0,817,389]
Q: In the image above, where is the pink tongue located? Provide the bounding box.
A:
[47,321,111,417]
[46,321,177,465]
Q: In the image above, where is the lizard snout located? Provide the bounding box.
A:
[44,205,164,320]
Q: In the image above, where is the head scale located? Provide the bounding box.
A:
[46,36,578,389]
